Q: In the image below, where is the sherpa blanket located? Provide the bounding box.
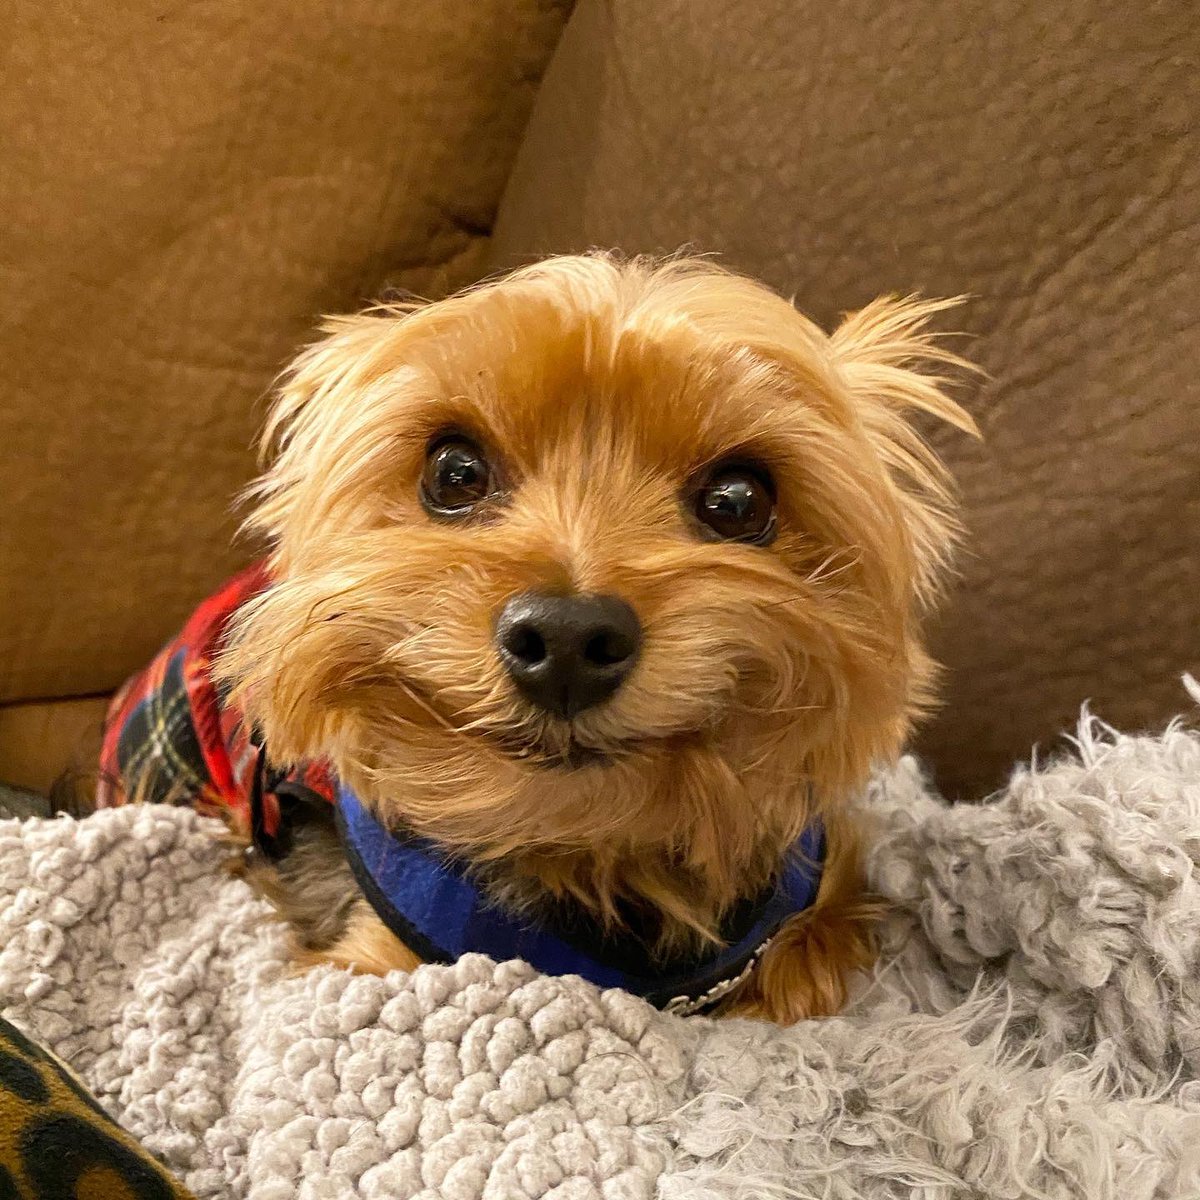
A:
[3,709,1200,1199]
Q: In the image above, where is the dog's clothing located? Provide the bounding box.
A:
[337,784,825,1015]
[98,569,826,1014]
[97,561,333,841]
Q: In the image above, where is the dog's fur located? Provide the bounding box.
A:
[217,254,977,1023]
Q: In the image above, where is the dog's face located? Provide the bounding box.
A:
[221,256,974,907]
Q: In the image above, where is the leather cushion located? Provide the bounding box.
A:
[489,0,1200,794]
[1,0,570,704]
[0,696,110,796]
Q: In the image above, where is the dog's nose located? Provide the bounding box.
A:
[496,592,642,719]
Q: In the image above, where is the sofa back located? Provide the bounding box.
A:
[0,0,570,707]
[489,0,1200,793]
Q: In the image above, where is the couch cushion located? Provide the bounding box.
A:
[489,0,1200,793]
[1,0,571,705]
[0,696,110,796]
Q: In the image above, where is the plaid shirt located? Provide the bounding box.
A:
[97,562,334,839]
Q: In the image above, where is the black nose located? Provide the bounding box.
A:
[496,592,642,719]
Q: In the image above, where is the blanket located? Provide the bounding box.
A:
[2,708,1199,1199]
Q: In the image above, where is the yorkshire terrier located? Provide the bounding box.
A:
[96,254,976,1023]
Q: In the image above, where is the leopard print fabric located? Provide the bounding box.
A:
[0,1016,195,1200]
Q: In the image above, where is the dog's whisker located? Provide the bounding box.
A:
[806,546,864,583]
[734,700,825,716]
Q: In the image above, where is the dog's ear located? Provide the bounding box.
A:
[221,301,436,765]
[828,297,981,604]
[244,300,431,549]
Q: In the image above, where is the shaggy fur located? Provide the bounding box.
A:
[217,254,978,1022]
[4,712,1199,1198]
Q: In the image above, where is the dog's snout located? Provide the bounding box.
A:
[496,592,642,719]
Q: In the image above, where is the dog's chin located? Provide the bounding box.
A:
[485,723,697,773]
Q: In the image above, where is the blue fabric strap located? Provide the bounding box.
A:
[336,783,825,1014]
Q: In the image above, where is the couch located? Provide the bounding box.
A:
[3,0,1196,798]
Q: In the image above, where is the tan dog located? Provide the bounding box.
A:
[110,254,977,1023]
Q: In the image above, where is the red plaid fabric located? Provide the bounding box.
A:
[97,562,334,837]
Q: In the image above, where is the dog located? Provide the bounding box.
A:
[96,254,977,1023]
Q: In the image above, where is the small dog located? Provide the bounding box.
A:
[97,254,977,1023]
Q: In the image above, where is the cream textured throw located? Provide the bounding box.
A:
[3,711,1200,1199]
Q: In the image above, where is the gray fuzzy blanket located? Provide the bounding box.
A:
[3,710,1200,1199]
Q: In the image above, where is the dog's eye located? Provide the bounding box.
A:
[694,464,776,544]
[421,437,494,516]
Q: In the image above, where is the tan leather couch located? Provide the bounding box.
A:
[489,0,1199,795]
[3,0,1196,798]
[0,0,574,789]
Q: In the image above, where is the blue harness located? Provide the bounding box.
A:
[335,783,825,1015]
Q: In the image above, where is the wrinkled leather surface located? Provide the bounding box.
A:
[0,697,109,795]
[0,0,571,708]
[491,0,1200,794]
